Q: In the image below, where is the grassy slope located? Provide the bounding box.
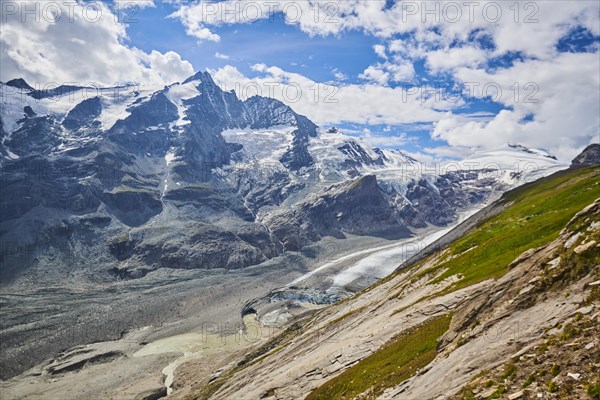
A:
[421,166,600,291]
[452,204,600,399]
[306,314,452,400]
[306,166,599,399]
[194,167,599,399]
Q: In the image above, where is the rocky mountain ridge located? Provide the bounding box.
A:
[0,72,566,287]
[572,143,600,169]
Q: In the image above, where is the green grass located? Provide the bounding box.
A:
[523,373,535,388]
[500,362,517,380]
[589,381,600,400]
[305,314,452,400]
[420,166,600,292]
[548,380,559,393]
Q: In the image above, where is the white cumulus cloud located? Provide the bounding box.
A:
[0,1,194,87]
[210,64,456,126]
[433,52,600,161]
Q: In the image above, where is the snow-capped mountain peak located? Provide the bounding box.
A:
[506,143,558,160]
[0,71,571,291]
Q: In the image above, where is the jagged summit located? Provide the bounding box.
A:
[182,70,215,85]
[5,78,33,91]
[571,143,600,168]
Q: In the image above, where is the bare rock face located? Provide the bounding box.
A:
[0,73,317,285]
[264,175,404,250]
[571,143,600,168]
[0,72,566,287]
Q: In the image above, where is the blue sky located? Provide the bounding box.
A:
[123,0,599,158]
[1,0,599,160]
[126,2,382,83]
[124,1,465,155]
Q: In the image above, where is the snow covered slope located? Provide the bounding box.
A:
[0,72,568,286]
[459,143,565,185]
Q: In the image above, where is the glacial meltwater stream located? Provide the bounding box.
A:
[134,314,262,395]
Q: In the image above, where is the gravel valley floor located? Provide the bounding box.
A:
[0,221,468,400]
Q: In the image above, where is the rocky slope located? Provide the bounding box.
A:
[572,143,600,169]
[0,72,320,285]
[263,175,403,250]
[171,165,600,400]
[451,302,599,399]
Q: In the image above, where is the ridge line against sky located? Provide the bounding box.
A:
[1,0,599,161]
